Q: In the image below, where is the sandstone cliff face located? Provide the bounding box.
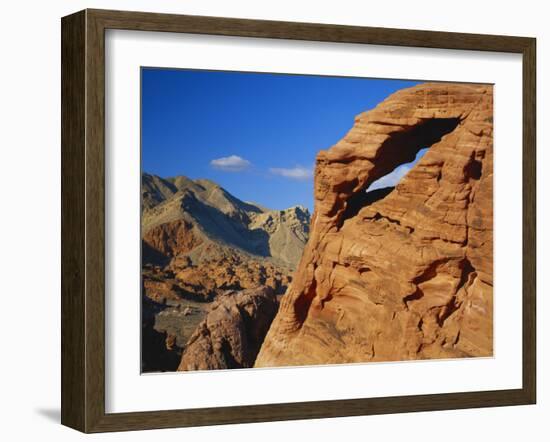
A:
[255,83,493,367]
[178,287,279,371]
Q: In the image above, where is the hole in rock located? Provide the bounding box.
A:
[368,147,429,192]
[464,157,482,180]
[341,117,461,223]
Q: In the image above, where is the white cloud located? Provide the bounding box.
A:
[269,166,313,180]
[368,164,412,191]
[210,155,251,172]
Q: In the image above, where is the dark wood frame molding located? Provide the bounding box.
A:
[61,8,536,433]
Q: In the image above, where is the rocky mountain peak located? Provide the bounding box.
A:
[142,172,311,269]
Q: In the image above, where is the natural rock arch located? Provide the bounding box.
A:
[255,83,493,367]
[341,117,461,223]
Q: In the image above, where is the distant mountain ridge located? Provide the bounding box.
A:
[141,172,310,268]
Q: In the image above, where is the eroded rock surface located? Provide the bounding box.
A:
[178,287,279,371]
[255,83,493,367]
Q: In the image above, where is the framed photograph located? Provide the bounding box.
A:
[61,9,536,433]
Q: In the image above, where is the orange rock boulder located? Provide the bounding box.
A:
[255,83,493,367]
[178,287,279,371]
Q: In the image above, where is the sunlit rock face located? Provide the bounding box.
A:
[255,83,493,367]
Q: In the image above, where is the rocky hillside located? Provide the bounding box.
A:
[141,173,311,372]
[255,83,494,367]
[142,173,310,269]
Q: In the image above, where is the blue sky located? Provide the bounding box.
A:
[368,147,429,192]
[142,68,422,212]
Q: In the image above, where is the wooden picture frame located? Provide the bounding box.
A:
[61,8,536,433]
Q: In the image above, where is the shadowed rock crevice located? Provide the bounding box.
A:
[141,295,182,372]
[373,117,461,171]
[293,275,317,324]
[342,186,394,221]
[464,154,483,181]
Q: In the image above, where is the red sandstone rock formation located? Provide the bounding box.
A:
[171,252,291,300]
[255,83,493,367]
[178,287,279,370]
[143,219,203,258]
[142,277,184,304]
